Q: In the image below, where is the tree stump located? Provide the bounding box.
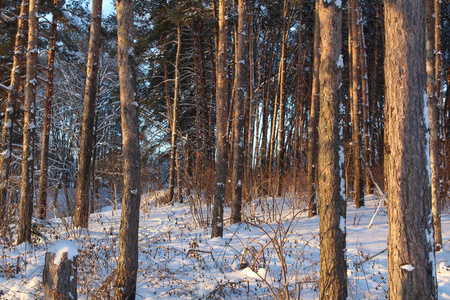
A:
[43,241,78,300]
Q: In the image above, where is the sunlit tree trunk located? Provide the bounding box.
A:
[384,0,437,298]
[0,0,28,222]
[17,0,38,244]
[349,0,363,208]
[307,0,319,218]
[37,0,58,220]
[317,1,346,298]
[168,24,181,204]
[275,0,289,197]
[113,0,141,298]
[426,0,442,251]
[74,0,102,228]
[211,0,229,238]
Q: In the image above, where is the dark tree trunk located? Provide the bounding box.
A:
[211,0,229,238]
[37,0,58,220]
[0,0,28,223]
[349,0,364,208]
[230,0,246,224]
[74,0,102,228]
[307,0,319,218]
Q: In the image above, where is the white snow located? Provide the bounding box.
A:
[400,264,415,272]
[424,90,432,184]
[337,54,344,68]
[47,240,79,265]
[323,0,342,7]
[340,215,346,233]
[1,193,450,299]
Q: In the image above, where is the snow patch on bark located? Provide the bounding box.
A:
[400,264,415,271]
[336,54,344,68]
[423,90,431,185]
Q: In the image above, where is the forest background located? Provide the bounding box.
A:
[0,0,450,299]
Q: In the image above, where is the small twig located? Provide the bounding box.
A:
[354,248,387,267]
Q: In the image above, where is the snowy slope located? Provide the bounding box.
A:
[1,193,450,299]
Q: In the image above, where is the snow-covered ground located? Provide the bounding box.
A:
[1,193,450,299]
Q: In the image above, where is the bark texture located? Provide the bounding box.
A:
[307,0,319,218]
[230,0,246,224]
[74,0,103,228]
[113,0,141,298]
[426,0,442,251]
[17,0,38,244]
[384,0,437,298]
[37,0,57,220]
[211,0,228,238]
[317,1,347,299]
[43,252,78,300]
[349,0,363,208]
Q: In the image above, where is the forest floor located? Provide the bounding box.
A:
[1,192,450,299]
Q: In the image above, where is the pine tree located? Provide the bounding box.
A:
[317,0,347,298]
[384,0,437,297]
[113,0,142,298]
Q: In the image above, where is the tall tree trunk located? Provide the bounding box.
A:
[113,0,141,298]
[307,0,319,218]
[426,0,442,251]
[230,0,246,224]
[384,0,437,298]
[17,0,38,244]
[275,0,289,197]
[357,7,371,196]
[245,4,255,200]
[211,0,228,238]
[349,0,363,208]
[317,1,347,299]
[168,24,181,204]
[74,0,102,228]
[0,0,28,222]
[37,0,57,220]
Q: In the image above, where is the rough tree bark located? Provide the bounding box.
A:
[349,0,363,208]
[17,0,38,244]
[317,0,347,298]
[426,0,442,251]
[37,0,57,220]
[230,0,246,224]
[307,0,319,218]
[113,0,142,298]
[74,0,102,228]
[211,0,228,238]
[384,0,438,298]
